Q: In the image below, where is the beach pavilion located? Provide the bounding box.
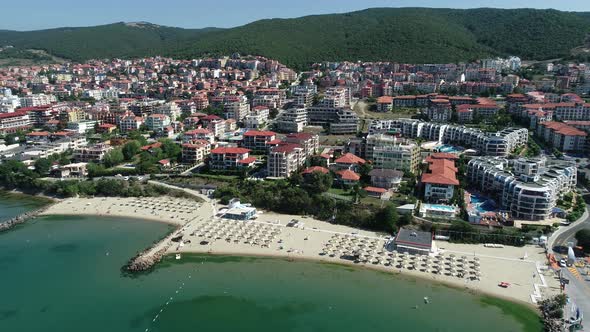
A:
[392,228,434,256]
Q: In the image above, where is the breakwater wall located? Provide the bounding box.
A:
[0,204,53,232]
[124,228,181,272]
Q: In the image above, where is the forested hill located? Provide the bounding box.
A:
[1,8,590,68]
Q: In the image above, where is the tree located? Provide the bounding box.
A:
[159,139,181,161]
[34,158,52,176]
[103,148,125,168]
[302,171,333,194]
[122,141,141,161]
[575,229,590,253]
[374,204,399,233]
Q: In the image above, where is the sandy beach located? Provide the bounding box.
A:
[41,194,561,305]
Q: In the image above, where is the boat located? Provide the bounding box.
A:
[424,297,430,304]
[175,254,181,260]
[498,282,510,288]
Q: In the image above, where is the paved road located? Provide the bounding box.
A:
[549,188,590,328]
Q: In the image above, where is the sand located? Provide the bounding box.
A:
[41,194,561,305]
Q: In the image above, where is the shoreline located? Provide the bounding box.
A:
[35,195,560,308]
[167,248,541,312]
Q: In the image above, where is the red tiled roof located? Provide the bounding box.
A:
[302,166,329,175]
[377,96,394,104]
[426,152,459,161]
[243,130,276,137]
[334,153,366,165]
[541,121,587,137]
[185,128,212,135]
[141,142,162,151]
[238,157,257,164]
[158,159,170,165]
[364,186,387,193]
[0,110,28,119]
[26,131,49,136]
[337,169,360,181]
[421,159,459,186]
[271,143,300,153]
[267,139,283,145]
[211,147,250,154]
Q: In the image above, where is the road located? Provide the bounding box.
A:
[549,188,590,328]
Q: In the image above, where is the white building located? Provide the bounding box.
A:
[274,108,307,133]
[467,157,576,221]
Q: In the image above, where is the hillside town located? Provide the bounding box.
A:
[1,55,589,230]
[2,27,590,332]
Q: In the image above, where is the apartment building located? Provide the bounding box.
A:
[307,106,359,134]
[223,95,250,121]
[369,119,528,156]
[426,99,452,122]
[145,114,171,132]
[209,147,253,170]
[241,130,277,152]
[467,157,576,221]
[207,119,226,138]
[0,110,31,134]
[119,115,143,132]
[274,108,307,133]
[243,106,269,129]
[376,96,394,112]
[267,143,304,178]
[73,143,113,162]
[536,121,587,152]
[183,128,215,144]
[182,142,211,164]
[284,132,319,157]
[255,88,286,108]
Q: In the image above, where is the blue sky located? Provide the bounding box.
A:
[3,0,590,31]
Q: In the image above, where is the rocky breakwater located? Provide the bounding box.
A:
[124,231,182,272]
[0,204,52,232]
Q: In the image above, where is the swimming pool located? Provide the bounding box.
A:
[426,204,456,212]
[437,145,462,153]
[470,194,496,213]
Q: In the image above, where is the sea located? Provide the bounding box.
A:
[0,196,541,332]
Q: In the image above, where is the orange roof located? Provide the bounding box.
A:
[541,121,587,137]
[211,147,250,154]
[421,159,459,186]
[426,152,459,161]
[364,186,387,193]
[243,130,276,137]
[337,169,360,181]
[377,96,394,104]
[238,156,257,164]
[302,166,329,175]
[26,131,49,136]
[334,153,365,165]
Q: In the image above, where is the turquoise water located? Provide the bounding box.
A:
[437,145,462,153]
[0,200,541,331]
[470,194,497,213]
[0,191,48,223]
[425,204,456,212]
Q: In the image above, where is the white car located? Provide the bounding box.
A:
[559,259,567,268]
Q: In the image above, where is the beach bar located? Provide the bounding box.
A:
[392,228,433,255]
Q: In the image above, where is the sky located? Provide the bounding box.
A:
[2,0,590,31]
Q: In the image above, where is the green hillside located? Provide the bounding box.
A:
[1,8,589,67]
[0,22,220,61]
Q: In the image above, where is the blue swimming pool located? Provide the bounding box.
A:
[437,145,462,153]
[470,194,496,213]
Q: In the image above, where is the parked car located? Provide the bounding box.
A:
[559,259,567,267]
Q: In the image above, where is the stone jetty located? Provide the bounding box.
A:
[0,204,52,232]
